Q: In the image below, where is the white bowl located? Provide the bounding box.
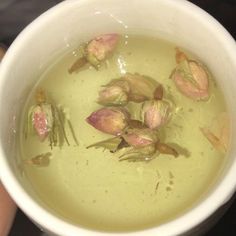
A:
[0,0,236,235]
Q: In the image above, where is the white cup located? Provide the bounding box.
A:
[0,0,236,235]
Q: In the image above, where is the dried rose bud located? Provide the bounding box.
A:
[123,73,159,102]
[86,34,119,68]
[122,128,158,148]
[86,107,130,135]
[107,79,130,94]
[171,49,209,101]
[98,85,128,106]
[32,104,53,141]
[141,100,171,129]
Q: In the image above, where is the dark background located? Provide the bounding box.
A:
[0,0,235,235]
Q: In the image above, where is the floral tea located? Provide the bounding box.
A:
[19,34,230,232]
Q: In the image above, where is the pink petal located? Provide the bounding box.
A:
[33,108,49,141]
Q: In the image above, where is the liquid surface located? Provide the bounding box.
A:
[20,35,228,232]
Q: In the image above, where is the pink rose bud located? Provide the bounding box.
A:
[86,107,130,135]
[171,49,209,101]
[122,128,158,148]
[32,104,53,141]
[141,100,171,129]
[86,34,119,67]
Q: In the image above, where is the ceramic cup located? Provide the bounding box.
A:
[0,0,236,235]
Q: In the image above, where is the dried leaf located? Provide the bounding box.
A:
[87,137,123,153]
[156,142,179,157]
[68,57,88,74]
[119,144,156,162]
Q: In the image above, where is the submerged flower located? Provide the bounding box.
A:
[26,89,78,147]
[122,128,158,148]
[98,85,128,106]
[97,79,130,106]
[86,107,130,135]
[68,34,119,73]
[31,104,53,141]
[141,100,171,129]
[123,73,159,102]
[171,48,209,101]
[86,34,120,68]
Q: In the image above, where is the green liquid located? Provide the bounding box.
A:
[20,35,228,232]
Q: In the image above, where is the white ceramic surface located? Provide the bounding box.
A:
[0,0,236,235]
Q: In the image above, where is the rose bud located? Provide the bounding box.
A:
[98,85,128,106]
[141,100,171,129]
[122,128,158,148]
[31,104,53,141]
[123,73,159,102]
[171,48,209,101]
[86,34,119,68]
[86,107,130,135]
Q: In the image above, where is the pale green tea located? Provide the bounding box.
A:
[19,35,229,232]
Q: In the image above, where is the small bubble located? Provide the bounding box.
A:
[92,200,97,204]
[169,180,174,185]
[105,190,108,194]
[188,108,193,112]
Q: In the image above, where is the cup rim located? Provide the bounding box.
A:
[0,0,236,235]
